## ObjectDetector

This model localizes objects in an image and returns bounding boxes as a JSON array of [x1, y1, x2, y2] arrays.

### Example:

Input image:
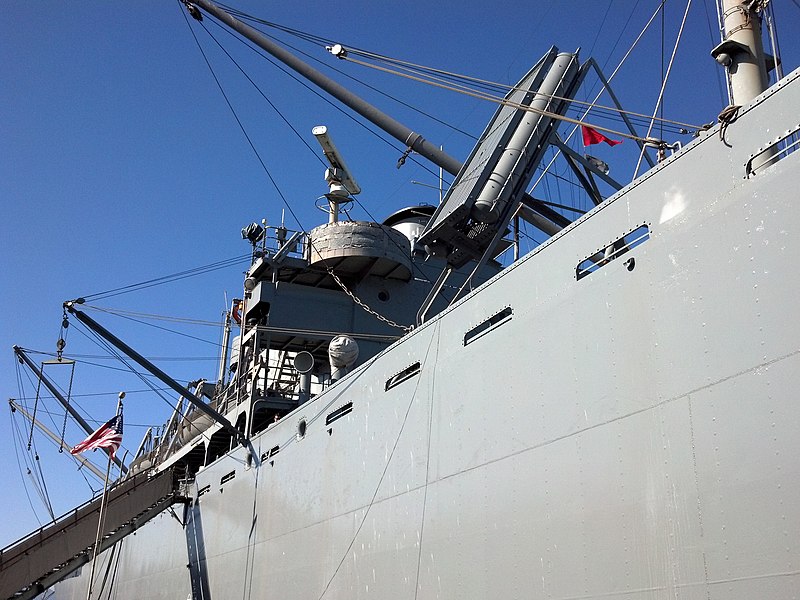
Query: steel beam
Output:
[[64, 303, 247, 448], [13, 346, 128, 473]]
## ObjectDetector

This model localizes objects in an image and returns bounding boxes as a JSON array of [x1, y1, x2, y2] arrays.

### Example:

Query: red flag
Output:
[[71, 412, 123, 459], [582, 125, 622, 147]]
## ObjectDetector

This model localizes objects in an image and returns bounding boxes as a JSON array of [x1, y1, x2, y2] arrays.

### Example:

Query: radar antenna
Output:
[[312, 125, 361, 223]]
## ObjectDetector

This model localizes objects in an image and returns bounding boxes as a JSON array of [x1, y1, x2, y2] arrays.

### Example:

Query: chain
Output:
[[57, 308, 69, 361], [58, 361, 76, 453], [27, 367, 44, 451], [325, 267, 412, 332]]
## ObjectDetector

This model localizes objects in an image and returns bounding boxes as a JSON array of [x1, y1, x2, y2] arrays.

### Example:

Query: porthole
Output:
[[297, 418, 307, 439], [378, 289, 390, 302]]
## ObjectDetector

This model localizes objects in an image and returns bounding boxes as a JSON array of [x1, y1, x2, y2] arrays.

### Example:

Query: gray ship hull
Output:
[[53, 68, 800, 600]]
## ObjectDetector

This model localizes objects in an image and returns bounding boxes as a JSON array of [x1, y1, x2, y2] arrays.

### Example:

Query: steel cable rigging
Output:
[[201, 15, 452, 181], [214, 3, 477, 140], [11, 361, 80, 520], [10, 407, 53, 523], [200, 1, 708, 224], [79, 253, 251, 303], [70, 323, 192, 424], [218, 2, 704, 137]]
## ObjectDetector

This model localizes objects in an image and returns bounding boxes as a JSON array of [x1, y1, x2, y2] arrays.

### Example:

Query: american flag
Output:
[[70, 412, 123, 459]]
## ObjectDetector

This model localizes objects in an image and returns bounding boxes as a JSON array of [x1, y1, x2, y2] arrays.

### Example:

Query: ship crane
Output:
[[312, 125, 361, 223]]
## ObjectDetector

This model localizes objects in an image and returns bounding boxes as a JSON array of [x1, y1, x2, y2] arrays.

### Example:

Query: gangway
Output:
[[0, 467, 189, 600]]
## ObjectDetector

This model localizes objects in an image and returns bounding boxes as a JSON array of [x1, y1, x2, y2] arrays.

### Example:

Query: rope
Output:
[[79, 253, 251, 302], [717, 103, 741, 143], [339, 50, 703, 134], [198, 18, 332, 173], [412, 324, 440, 599], [13, 398, 56, 520], [102, 540, 125, 600], [12, 384, 173, 399], [10, 402, 45, 527], [338, 37, 690, 129], [82, 305, 222, 327], [69, 324, 178, 441], [70, 322, 219, 444], [27, 364, 44, 451], [341, 54, 647, 144], [316, 319, 440, 599], [346, 2, 684, 129], [531, 0, 667, 194], [214, 5, 478, 140], [96, 539, 118, 599], [634, 0, 694, 178], [33, 448, 56, 520], [79, 307, 222, 348]]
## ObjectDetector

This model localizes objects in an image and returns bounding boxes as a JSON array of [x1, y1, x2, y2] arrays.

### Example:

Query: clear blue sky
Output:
[[2, 0, 799, 546]]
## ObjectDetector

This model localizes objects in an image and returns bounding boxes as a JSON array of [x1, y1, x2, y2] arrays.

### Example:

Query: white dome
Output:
[[328, 335, 359, 368]]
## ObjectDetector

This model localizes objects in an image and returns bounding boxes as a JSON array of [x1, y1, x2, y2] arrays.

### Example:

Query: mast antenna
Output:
[[312, 125, 361, 223]]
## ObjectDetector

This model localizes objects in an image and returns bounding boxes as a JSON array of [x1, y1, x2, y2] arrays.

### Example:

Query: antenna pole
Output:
[[86, 397, 123, 600], [714, 0, 769, 105], [217, 307, 232, 388]]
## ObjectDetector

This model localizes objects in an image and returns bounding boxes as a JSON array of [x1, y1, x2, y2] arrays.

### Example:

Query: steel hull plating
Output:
[[54, 71, 800, 599]]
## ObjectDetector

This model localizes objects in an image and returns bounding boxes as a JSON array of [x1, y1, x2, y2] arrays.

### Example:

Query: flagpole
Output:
[[85, 392, 124, 600]]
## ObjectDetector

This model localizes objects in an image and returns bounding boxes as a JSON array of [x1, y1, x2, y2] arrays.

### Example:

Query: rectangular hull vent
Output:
[[464, 307, 513, 346], [576, 224, 650, 280], [385, 362, 421, 391], [746, 125, 800, 177], [326, 403, 353, 425]]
